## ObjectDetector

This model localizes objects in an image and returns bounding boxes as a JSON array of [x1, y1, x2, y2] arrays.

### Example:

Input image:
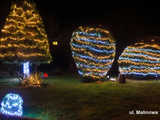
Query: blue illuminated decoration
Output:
[[72, 52, 113, 63], [75, 31, 102, 37], [123, 53, 159, 60], [76, 63, 112, 69], [23, 61, 30, 77], [77, 38, 111, 45], [0, 93, 23, 116], [118, 41, 160, 79], [128, 48, 160, 53], [70, 26, 115, 80], [119, 57, 160, 63], [71, 43, 115, 53]]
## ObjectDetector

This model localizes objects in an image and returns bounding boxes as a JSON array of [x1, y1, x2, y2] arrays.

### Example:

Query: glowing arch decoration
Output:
[[118, 42, 160, 78], [0, 93, 23, 116], [70, 26, 116, 80]]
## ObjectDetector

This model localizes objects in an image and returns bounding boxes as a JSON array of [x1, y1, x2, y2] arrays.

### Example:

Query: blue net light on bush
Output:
[[118, 41, 160, 79], [70, 26, 115, 80], [0, 93, 23, 116]]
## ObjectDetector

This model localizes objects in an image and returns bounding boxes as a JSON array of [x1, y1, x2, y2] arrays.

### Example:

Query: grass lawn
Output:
[[0, 75, 160, 120]]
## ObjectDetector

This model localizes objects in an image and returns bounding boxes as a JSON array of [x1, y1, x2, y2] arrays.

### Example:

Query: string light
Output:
[[0, 93, 23, 116], [0, 0, 52, 63], [70, 26, 115, 80], [52, 41, 58, 46], [118, 42, 160, 78]]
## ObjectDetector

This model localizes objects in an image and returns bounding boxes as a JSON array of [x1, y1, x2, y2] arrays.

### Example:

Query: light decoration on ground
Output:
[[70, 26, 116, 80], [0, 93, 23, 116], [23, 61, 30, 77], [0, 0, 52, 64], [21, 72, 42, 87], [118, 41, 160, 78]]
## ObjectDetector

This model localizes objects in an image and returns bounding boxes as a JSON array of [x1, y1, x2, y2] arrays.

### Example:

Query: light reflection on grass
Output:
[[0, 75, 160, 120]]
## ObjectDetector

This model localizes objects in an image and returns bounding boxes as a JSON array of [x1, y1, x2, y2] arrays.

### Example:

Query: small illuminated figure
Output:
[[23, 61, 30, 77], [0, 93, 23, 116]]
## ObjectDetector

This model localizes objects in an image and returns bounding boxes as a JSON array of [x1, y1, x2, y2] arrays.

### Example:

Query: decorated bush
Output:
[[118, 41, 160, 79], [70, 26, 116, 81]]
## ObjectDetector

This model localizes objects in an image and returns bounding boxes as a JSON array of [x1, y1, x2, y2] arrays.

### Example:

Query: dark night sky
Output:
[[0, 0, 160, 73], [0, 0, 160, 36], [1, 0, 159, 24]]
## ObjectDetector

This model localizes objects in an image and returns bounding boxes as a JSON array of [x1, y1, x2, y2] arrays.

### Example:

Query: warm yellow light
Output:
[[52, 41, 58, 46], [0, 0, 52, 63], [21, 72, 42, 87]]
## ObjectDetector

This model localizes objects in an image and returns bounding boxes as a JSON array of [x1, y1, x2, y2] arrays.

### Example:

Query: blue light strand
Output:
[[78, 70, 108, 77], [76, 63, 112, 69], [72, 52, 113, 63], [72, 43, 114, 54], [76, 38, 113, 45], [75, 31, 102, 37], [121, 65, 160, 70], [126, 48, 160, 54], [122, 52, 160, 60], [122, 72, 159, 76], [119, 57, 160, 64]]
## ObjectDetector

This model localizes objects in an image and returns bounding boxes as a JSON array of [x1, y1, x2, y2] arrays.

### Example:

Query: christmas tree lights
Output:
[[0, 93, 23, 116], [118, 42, 160, 78], [0, 0, 52, 64], [70, 26, 115, 80]]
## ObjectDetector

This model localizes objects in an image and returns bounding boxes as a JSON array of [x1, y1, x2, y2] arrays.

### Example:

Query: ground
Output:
[[0, 75, 160, 120]]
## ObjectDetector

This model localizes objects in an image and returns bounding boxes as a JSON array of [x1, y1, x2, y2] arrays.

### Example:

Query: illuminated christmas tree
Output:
[[70, 26, 115, 81], [118, 40, 160, 79], [0, 0, 52, 77]]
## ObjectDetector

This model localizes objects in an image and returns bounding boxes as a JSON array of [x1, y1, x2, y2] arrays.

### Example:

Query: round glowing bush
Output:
[[70, 26, 116, 80], [118, 41, 160, 79], [1, 93, 23, 116]]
